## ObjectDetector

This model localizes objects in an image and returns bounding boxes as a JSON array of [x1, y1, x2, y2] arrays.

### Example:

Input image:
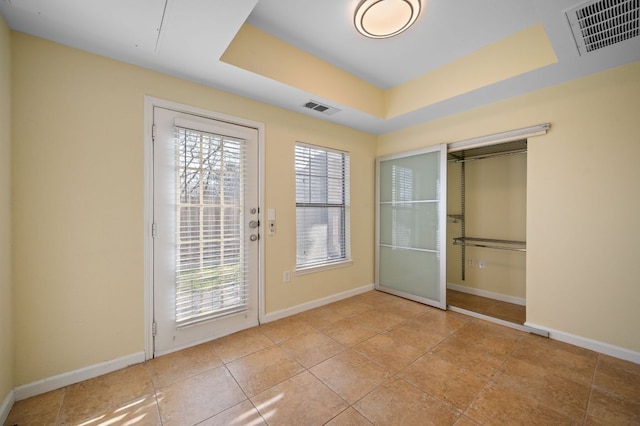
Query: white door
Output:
[[376, 144, 447, 309], [153, 106, 260, 356]]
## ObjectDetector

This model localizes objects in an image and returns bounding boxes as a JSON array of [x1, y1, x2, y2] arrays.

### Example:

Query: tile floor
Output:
[[5, 290, 640, 425], [447, 290, 526, 325]]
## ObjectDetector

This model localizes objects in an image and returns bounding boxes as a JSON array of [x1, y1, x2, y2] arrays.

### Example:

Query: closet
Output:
[[375, 124, 550, 332], [446, 140, 527, 325]]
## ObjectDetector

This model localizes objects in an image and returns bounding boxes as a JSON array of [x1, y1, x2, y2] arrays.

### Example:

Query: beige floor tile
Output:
[[145, 342, 223, 388], [258, 316, 316, 343], [251, 371, 348, 426], [328, 299, 373, 319], [448, 321, 524, 357], [319, 316, 379, 346], [354, 377, 460, 425], [310, 349, 392, 404], [57, 364, 154, 425], [198, 400, 266, 426], [597, 354, 640, 376], [351, 290, 399, 307], [350, 308, 407, 333], [278, 330, 345, 368], [494, 358, 591, 421], [399, 353, 489, 410], [454, 415, 481, 425], [413, 308, 470, 336], [465, 379, 576, 426], [210, 327, 274, 363], [429, 337, 506, 380], [10, 291, 640, 426], [594, 354, 640, 403], [586, 387, 640, 425], [156, 365, 246, 426], [226, 345, 304, 397], [60, 394, 162, 426], [353, 331, 424, 372], [512, 334, 598, 385], [386, 319, 449, 352], [382, 297, 430, 318], [4, 388, 64, 426], [325, 407, 372, 425], [294, 305, 341, 327]]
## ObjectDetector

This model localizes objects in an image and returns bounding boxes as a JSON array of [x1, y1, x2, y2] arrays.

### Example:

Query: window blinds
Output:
[[174, 126, 248, 326], [295, 143, 350, 269]]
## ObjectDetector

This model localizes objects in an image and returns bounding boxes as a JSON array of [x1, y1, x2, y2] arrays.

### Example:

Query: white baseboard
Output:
[[0, 389, 15, 425], [262, 283, 375, 323], [14, 352, 145, 401], [524, 322, 640, 365], [447, 282, 526, 306]]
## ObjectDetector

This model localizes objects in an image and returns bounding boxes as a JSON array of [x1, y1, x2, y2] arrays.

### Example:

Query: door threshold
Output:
[[447, 305, 549, 337]]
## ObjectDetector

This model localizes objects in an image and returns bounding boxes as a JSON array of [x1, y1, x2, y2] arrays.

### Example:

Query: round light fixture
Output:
[[354, 0, 422, 39]]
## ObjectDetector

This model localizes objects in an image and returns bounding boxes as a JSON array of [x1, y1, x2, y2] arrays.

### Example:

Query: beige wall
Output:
[[7, 26, 640, 390], [379, 61, 640, 352], [447, 154, 527, 299], [11, 32, 375, 385], [0, 15, 14, 401]]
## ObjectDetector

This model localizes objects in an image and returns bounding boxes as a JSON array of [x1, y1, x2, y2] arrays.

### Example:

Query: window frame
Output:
[[295, 142, 351, 273]]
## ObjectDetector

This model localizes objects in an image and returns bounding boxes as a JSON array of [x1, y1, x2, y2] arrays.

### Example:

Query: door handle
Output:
[[250, 234, 259, 241], [249, 220, 260, 229]]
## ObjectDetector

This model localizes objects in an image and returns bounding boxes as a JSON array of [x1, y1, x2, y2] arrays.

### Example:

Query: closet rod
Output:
[[448, 149, 527, 163], [453, 237, 526, 252]]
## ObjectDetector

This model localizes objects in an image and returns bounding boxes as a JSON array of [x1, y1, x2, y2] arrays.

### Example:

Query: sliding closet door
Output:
[[376, 145, 447, 309]]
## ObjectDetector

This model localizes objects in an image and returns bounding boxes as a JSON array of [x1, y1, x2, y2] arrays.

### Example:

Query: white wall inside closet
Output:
[[446, 152, 527, 302]]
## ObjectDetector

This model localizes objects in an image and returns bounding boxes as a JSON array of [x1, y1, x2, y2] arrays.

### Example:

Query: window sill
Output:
[[295, 260, 353, 276]]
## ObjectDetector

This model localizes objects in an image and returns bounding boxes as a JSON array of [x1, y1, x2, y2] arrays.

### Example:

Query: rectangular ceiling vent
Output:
[[302, 100, 341, 116], [566, 0, 639, 55]]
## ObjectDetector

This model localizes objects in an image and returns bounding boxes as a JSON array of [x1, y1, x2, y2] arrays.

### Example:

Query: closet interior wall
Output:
[[446, 141, 527, 305]]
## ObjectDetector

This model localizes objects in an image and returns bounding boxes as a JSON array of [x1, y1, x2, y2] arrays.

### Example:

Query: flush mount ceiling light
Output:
[[354, 0, 422, 39]]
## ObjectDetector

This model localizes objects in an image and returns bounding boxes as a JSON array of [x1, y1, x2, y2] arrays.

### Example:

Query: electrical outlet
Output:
[[283, 270, 291, 282], [479, 260, 486, 269], [468, 258, 475, 268]]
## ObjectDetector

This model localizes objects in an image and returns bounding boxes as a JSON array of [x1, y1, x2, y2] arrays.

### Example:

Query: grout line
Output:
[[141, 362, 164, 425], [583, 354, 600, 424], [53, 387, 67, 426], [225, 365, 270, 426], [457, 323, 527, 423]]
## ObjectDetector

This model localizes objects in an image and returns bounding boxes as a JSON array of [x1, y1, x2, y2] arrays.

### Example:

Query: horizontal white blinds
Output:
[[175, 126, 247, 326], [295, 143, 350, 269]]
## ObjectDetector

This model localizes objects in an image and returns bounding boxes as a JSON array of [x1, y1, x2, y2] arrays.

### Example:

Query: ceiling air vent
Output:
[[302, 100, 341, 116], [566, 0, 639, 55]]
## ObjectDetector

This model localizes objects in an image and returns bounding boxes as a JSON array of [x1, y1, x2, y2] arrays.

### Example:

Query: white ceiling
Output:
[[1, 0, 639, 134]]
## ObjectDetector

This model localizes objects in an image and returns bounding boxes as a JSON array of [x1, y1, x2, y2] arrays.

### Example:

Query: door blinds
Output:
[[174, 125, 248, 326]]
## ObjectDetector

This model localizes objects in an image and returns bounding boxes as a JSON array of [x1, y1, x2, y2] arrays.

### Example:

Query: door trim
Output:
[[143, 96, 265, 360]]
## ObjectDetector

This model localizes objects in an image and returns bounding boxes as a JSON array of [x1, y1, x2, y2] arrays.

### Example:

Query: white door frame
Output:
[[143, 96, 265, 360]]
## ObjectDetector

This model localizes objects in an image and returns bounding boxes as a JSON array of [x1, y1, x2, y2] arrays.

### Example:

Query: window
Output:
[[174, 125, 247, 325], [295, 143, 350, 270]]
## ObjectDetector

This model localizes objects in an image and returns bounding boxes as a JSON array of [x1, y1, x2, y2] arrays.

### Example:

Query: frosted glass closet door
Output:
[[376, 145, 447, 309]]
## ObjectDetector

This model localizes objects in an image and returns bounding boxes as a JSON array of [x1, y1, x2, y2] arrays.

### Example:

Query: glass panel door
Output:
[[376, 145, 447, 308], [153, 106, 260, 356]]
